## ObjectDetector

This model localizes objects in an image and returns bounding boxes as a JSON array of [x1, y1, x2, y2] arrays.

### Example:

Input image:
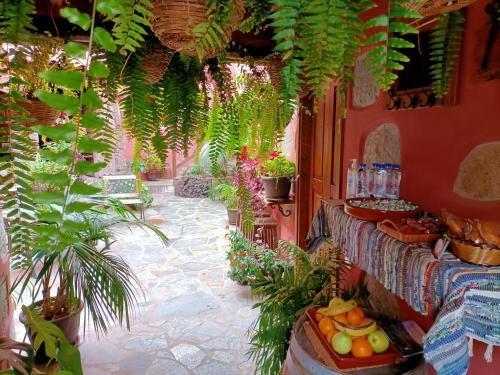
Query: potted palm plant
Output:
[[261, 151, 296, 201], [209, 182, 238, 224], [15, 199, 168, 357]]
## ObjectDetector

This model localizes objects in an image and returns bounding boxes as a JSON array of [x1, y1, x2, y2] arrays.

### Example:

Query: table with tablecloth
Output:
[[306, 201, 500, 375]]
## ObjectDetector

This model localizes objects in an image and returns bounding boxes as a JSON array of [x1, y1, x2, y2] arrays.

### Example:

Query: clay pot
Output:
[[227, 208, 238, 225], [145, 169, 162, 181], [262, 176, 292, 201], [20, 300, 83, 362]]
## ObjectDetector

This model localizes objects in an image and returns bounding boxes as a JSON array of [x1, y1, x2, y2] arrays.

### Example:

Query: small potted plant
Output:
[[143, 152, 164, 181], [209, 183, 238, 224], [261, 151, 296, 201]]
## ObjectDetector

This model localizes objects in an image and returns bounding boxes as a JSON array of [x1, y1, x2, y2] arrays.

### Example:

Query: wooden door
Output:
[[297, 84, 343, 248]]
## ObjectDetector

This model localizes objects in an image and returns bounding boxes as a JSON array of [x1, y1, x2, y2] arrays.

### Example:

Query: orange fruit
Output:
[[347, 310, 362, 326], [333, 313, 348, 325], [326, 328, 339, 344], [352, 306, 365, 319], [318, 317, 334, 336], [315, 312, 324, 322], [351, 337, 374, 358]]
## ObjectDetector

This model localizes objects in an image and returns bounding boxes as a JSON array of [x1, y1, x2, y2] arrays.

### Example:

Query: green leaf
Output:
[[82, 90, 103, 110], [389, 22, 418, 34], [34, 91, 80, 116], [390, 6, 422, 20], [366, 14, 388, 28], [37, 210, 63, 223], [388, 49, 410, 62], [97, 0, 124, 15], [22, 307, 62, 358], [31, 191, 65, 205], [75, 161, 107, 174], [40, 149, 73, 165], [64, 42, 87, 58], [33, 123, 76, 142], [32, 171, 70, 186], [81, 112, 105, 129], [78, 136, 110, 153], [57, 341, 83, 375], [93, 27, 117, 52], [60, 8, 91, 30], [89, 62, 110, 78], [70, 180, 102, 195], [388, 37, 414, 49], [66, 201, 96, 213], [40, 70, 84, 91]]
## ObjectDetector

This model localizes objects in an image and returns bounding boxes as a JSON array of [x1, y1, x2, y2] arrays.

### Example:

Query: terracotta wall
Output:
[[342, 0, 500, 220]]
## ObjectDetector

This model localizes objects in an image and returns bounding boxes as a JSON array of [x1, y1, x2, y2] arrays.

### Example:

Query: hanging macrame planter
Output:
[[142, 45, 174, 85], [403, 0, 478, 16], [150, 0, 244, 57]]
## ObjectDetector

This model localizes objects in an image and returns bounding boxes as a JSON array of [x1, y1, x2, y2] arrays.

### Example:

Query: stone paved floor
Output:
[[78, 192, 258, 374]]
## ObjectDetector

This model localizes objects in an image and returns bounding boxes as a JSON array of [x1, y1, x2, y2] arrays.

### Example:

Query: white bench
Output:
[[102, 175, 145, 220]]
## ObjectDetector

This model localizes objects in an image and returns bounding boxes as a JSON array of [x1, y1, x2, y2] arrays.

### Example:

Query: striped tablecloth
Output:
[[306, 201, 500, 375]]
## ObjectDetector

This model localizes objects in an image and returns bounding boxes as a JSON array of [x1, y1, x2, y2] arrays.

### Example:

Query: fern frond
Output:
[[365, 0, 422, 91], [429, 11, 464, 99]]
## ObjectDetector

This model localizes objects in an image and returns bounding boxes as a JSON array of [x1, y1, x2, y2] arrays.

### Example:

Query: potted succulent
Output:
[[209, 182, 238, 224], [15, 200, 168, 359], [261, 151, 296, 201]]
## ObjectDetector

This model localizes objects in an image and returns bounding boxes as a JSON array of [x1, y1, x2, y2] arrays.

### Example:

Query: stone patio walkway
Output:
[[79, 192, 258, 375]]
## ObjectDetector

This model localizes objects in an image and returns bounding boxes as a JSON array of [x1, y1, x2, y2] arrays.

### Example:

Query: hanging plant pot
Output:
[[145, 169, 162, 181], [402, 0, 478, 16], [150, 0, 244, 57], [142, 45, 174, 84], [18, 98, 59, 126], [227, 207, 238, 225], [19, 299, 83, 363], [262, 176, 292, 201]]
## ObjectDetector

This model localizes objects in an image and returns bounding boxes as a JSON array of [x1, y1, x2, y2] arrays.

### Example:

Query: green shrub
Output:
[[262, 152, 295, 178]]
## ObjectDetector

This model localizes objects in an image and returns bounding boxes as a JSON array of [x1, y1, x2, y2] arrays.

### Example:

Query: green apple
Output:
[[367, 330, 390, 353], [331, 332, 352, 355]]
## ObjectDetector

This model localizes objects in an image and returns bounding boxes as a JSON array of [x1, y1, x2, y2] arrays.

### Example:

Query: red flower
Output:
[[269, 151, 279, 160], [239, 251, 246, 257], [242, 262, 248, 269]]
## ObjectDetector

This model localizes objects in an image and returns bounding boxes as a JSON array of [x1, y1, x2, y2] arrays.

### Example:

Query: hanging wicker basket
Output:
[[142, 46, 174, 85], [266, 60, 283, 91], [19, 99, 58, 126], [403, 0, 478, 17], [150, 0, 244, 57]]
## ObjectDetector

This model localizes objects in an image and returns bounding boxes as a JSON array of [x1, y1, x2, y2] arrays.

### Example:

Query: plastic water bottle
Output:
[[346, 159, 358, 199], [385, 164, 394, 198], [357, 163, 368, 198], [393, 164, 402, 199], [367, 164, 376, 197], [375, 163, 387, 198]]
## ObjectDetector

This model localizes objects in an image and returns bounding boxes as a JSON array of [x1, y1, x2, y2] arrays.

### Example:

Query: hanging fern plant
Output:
[[428, 10, 465, 99]]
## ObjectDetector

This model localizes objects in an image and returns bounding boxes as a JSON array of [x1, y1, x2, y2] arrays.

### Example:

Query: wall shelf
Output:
[[266, 199, 294, 217]]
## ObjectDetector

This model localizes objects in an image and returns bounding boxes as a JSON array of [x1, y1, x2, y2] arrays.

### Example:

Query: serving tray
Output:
[[377, 222, 442, 243], [305, 307, 400, 369], [344, 198, 419, 222]]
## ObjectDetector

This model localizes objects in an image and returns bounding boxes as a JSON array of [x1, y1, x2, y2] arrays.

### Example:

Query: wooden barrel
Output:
[[283, 316, 425, 375]]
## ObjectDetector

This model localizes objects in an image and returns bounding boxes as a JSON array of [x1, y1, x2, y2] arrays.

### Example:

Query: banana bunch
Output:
[[334, 320, 377, 337], [317, 297, 357, 317]]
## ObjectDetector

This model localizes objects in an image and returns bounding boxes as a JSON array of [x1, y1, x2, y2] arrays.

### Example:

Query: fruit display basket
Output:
[[306, 307, 400, 369], [450, 238, 500, 266]]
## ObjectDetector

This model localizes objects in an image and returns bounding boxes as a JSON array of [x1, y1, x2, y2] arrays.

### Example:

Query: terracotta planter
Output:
[[262, 176, 292, 201], [20, 299, 83, 362], [145, 169, 162, 181], [227, 208, 238, 225]]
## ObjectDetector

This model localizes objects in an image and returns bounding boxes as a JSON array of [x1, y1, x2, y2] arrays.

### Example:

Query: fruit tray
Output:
[[344, 198, 419, 222], [306, 307, 400, 369]]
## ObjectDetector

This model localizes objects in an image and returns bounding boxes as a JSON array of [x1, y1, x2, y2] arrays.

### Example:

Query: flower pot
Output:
[[262, 176, 292, 201], [227, 208, 238, 225], [19, 300, 83, 363], [145, 169, 162, 181]]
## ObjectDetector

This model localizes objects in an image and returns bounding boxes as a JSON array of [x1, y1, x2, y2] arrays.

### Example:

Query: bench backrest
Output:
[[102, 175, 138, 194]]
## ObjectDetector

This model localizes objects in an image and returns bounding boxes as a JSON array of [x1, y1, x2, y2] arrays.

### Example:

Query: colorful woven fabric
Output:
[[306, 202, 500, 374]]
